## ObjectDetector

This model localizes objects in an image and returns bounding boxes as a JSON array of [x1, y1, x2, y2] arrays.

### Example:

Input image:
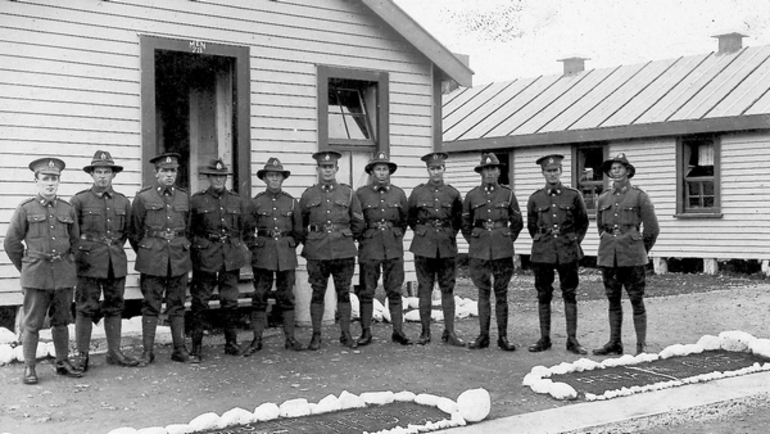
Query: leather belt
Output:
[[206, 231, 239, 243], [81, 233, 120, 245], [604, 225, 638, 235], [147, 229, 185, 240], [418, 219, 450, 228], [309, 223, 348, 232], [368, 221, 394, 230], [256, 229, 290, 238], [474, 220, 508, 230], [538, 227, 560, 235], [26, 250, 66, 262]]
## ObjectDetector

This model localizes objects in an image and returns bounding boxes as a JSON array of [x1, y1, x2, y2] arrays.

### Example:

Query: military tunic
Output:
[[527, 182, 589, 304], [407, 182, 462, 259], [356, 183, 408, 305], [246, 189, 303, 311], [300, 181, 364, 305], [5, 195, 79, 332], [129, 183, 191, 318], [596, 181, 659, 267], [461, 184, 523, 260], [71, 186, 131, 318]]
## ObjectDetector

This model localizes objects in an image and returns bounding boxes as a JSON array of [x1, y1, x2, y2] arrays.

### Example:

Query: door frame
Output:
[[140, 35, 251, 198]]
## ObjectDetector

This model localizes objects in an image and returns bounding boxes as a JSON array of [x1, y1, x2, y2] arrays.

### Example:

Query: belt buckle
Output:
[[611, 227, 621, 235], [430, 220, 441, 228], [270, 230, 282, 239], [323, 223, 335, 232], [551, 228, 560, 236], [50, 254, 62, 262], [376, 221, 388, 230], [483, 221, 495, 230]]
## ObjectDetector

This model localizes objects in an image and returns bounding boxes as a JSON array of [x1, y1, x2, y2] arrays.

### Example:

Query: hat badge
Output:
[[378, 152, 385, 159], [617, 153, 625, 158], [48, 160, 55, 168], [165, 156, 172, 163], [324, 154, 330, 161], [433, 154, 438, 160], [216, 161, 223, 170], [101, 153, 108, 160], [486, 157, 491, 164], [272, 159, 278, 166], [548, 157, 554, 164]]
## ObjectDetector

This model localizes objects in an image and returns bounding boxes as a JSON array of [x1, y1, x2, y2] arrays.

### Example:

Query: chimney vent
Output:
[[712, 32, 747, 54], [558, 57, 589, 75]]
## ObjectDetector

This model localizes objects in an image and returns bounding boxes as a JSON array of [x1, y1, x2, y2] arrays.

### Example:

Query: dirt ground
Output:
[[1, 268, 769, 434]]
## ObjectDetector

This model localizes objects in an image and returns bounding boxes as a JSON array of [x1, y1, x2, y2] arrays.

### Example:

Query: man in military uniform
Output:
[[526, 154, 589, 355], [593, 153, 659, 356], [5, 158, 82, 384], [241, 158, 304, 355], [188, 158, 248, 362], [355, 152, 411, 346], [129, 153, 193, 365], [462, 153, 523, 351], [407, 152, 465, 347], [299, 150, 365, 350], [70, 151, 138, 371]]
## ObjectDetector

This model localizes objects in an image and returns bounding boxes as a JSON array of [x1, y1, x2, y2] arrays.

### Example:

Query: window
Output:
[[677, 136, 721, 216], [317, 66, 389, 188], [572, 144, 607, 212]]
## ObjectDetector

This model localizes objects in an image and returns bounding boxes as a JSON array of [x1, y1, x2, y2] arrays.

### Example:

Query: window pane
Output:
[[328, 82, 374, 143]]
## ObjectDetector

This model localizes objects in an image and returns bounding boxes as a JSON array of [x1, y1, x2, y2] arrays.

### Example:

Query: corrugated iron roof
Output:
[[443, 45, 770, 152]]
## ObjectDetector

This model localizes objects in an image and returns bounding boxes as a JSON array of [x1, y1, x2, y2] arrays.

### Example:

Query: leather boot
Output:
[[223, 310, 240, 356], [565, 302, 587, 355], [241, 310, 266, 357], [307, 303, 324, 351], [189, 327, 203, 364], [469, 297, 491, 349], [51, 325, 84, 375], [73, 316, 92, 372], [529, 303, 552, 352], [338, 302, 357, 349], [593, 309, 624, 355], [104, 316, 139, 367], [496, 311, 517, 352], [282, 310, 304, 351], [357, 301, 373, 346], [441, 293, 464, 346], [390, 297, 411, 345], [416, 322, 431, 346], [170, 317, 191, 363], [136, 316, 157, 367], [634, 311, 647, 355], [22, 364, 37, 385]]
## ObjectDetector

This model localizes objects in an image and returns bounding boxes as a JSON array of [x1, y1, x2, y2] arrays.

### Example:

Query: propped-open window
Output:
[[676, 135, 721, 217]]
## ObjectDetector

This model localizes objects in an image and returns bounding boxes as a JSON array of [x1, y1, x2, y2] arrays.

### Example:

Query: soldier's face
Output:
[[264, 172, 285, 192], [372, 164, 390, 184], [155, 167, 178, 187], [208, 174, 227, 191], [91, 167, 115, 189], [427, 164, 444, 183], [317, 163, 337, 184], [543, 166, 562, 185], [610, 162, 628, 181], [481, 167, 500, 185], [35, 173, 59, 199]]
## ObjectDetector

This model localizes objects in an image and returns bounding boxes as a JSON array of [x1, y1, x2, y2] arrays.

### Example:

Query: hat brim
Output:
[[200, 170, 233, 176], [474, 163, 505, 173], [365, 162, 397, 175], [601, 160, 635, 179], [257, 169, 291, 180], [83, 164, 123, 173]]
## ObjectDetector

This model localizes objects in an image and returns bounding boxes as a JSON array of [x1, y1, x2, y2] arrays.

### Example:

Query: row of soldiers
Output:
[[4, 149, 658, 385]]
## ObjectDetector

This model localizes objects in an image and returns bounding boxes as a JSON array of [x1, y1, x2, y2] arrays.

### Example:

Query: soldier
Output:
[[355, 152, 411, 346], [70, 151, 139, 372], [407, 152, 465, 347], [593, 153, 659, 356], [462, 153, 523, 351], [526, 154, 589, 355], [129, 152, 193, 365], [5, 158, 82, 384], [299, 150, 365, 350], [240, 158, 305, 354], [188, 158, 249, 363]]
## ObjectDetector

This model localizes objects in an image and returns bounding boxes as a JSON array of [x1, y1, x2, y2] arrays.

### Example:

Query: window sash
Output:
[[677, 136, 720, 216]]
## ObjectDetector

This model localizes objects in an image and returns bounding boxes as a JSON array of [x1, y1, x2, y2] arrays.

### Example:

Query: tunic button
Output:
[[552, 204, 556, 207]]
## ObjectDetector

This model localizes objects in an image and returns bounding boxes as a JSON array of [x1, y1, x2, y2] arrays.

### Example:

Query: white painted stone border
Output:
[[523, 330, 770, 401], [106, 388, 495, 434]]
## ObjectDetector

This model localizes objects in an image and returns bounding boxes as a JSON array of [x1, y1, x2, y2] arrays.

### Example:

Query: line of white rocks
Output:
[[107, 388, 491, 434], [523, 330, 770, 401]]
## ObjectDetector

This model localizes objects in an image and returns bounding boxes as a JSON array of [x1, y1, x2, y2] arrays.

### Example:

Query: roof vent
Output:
[[712, 32, 747, 54], [558, 57, 589, 75]]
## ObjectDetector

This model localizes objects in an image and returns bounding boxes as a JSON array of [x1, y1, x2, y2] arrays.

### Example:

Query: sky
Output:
[[393, 0, 770, 86]]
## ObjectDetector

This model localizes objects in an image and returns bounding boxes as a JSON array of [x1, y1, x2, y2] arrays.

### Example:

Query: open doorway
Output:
[[140, 36, 251, 197]]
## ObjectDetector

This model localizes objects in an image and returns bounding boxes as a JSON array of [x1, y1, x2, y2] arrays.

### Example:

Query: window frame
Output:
[[571, 143, 609, 218], [675, 135, 722, 218], [317, 66, 389, 155]]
